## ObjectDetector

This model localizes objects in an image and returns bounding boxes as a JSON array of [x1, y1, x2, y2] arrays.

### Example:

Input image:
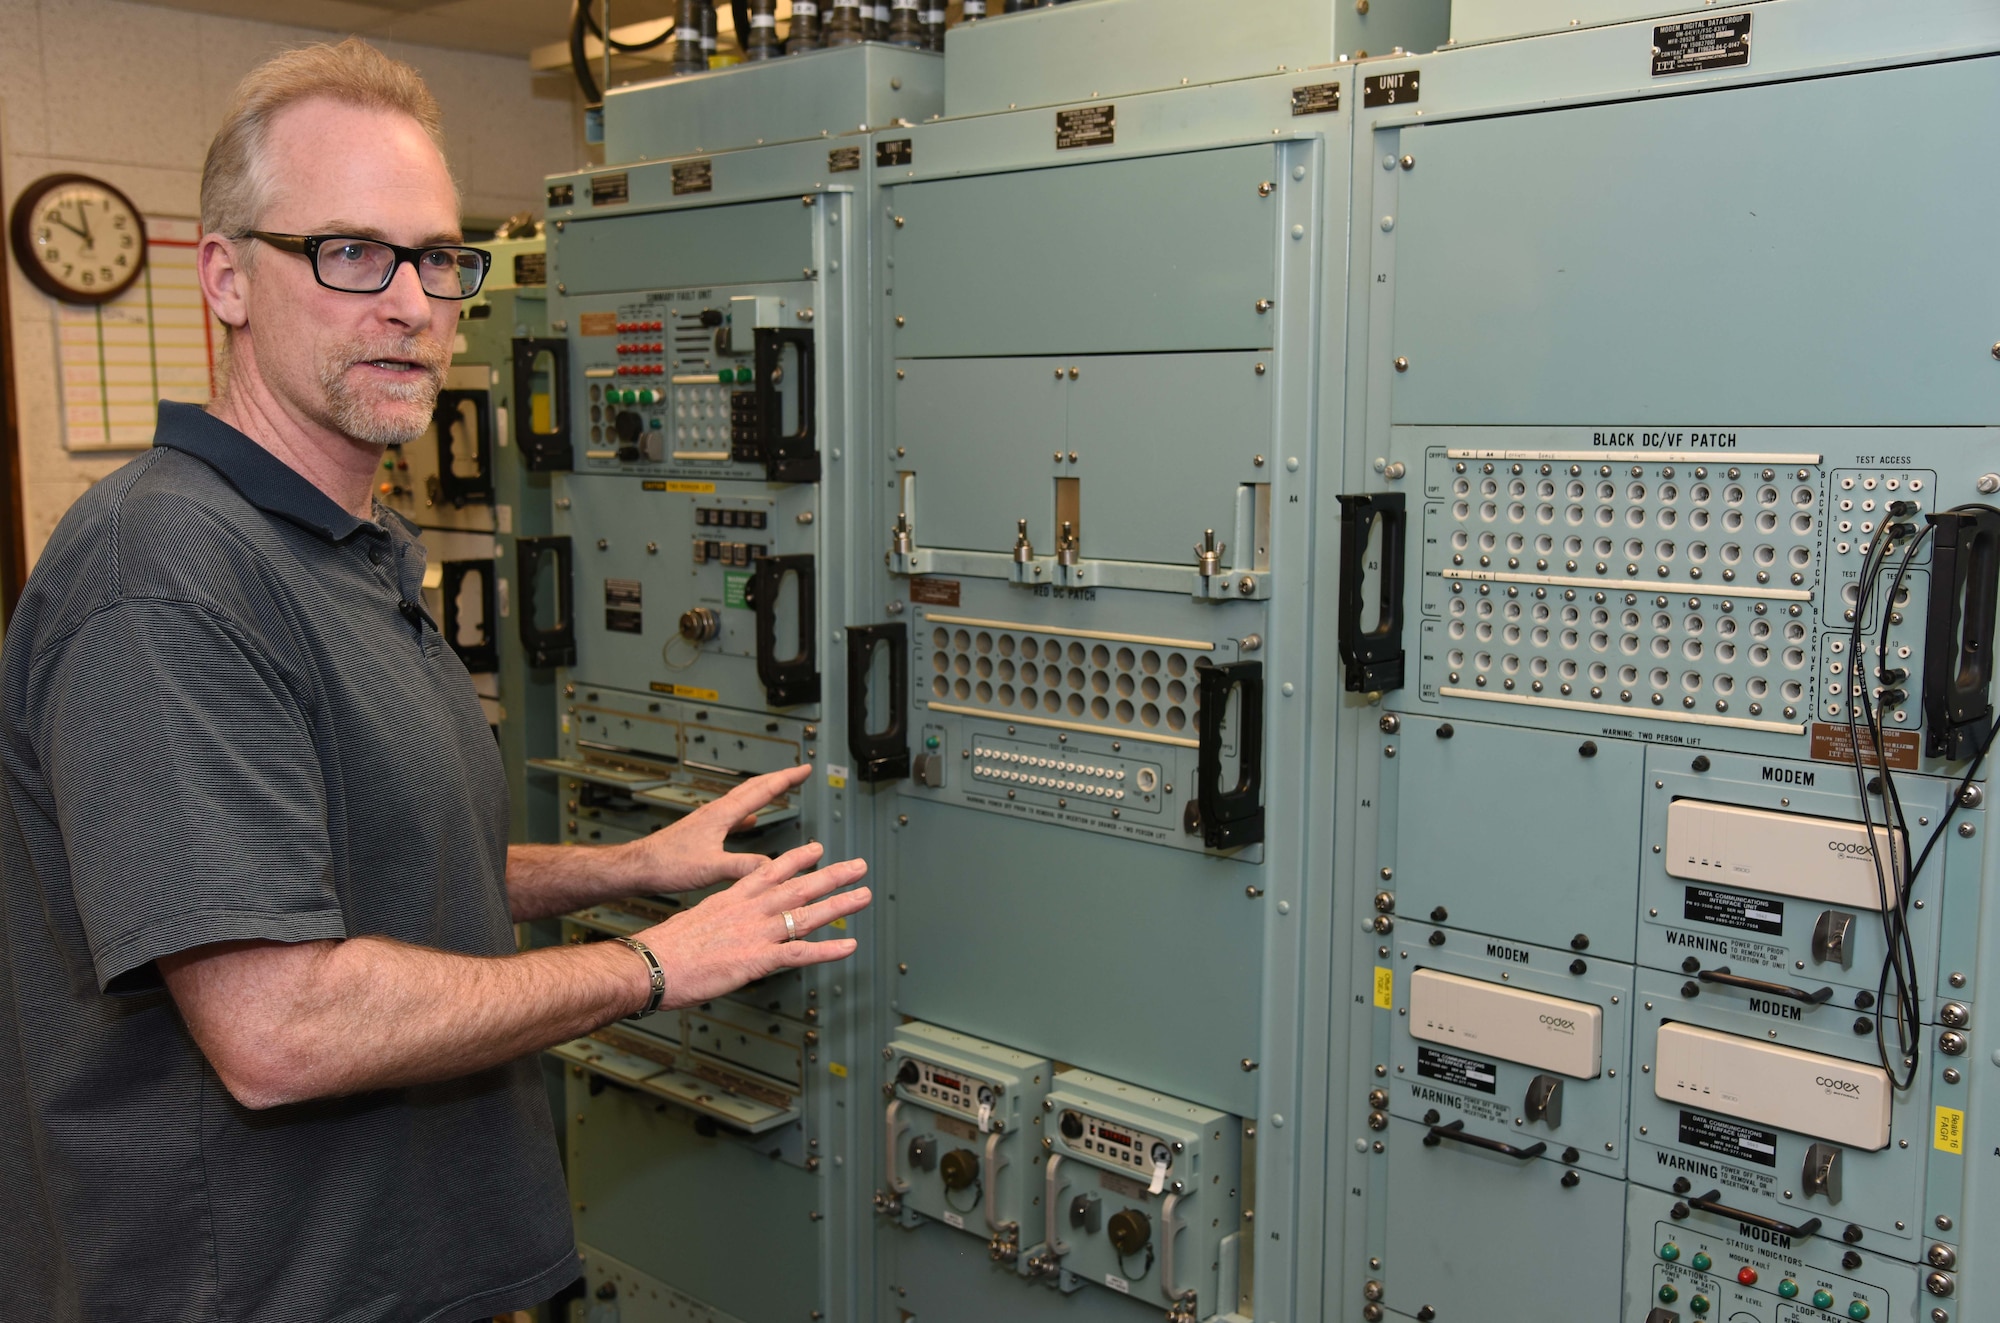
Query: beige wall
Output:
[[1, 0, 582, 564]]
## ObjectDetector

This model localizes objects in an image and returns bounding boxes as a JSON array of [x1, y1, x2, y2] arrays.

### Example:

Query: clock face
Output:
[[9, 174, 148, 304]]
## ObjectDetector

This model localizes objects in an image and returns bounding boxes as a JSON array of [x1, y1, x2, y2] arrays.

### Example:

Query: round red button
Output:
[[1738, 1267, 1758, 1286]]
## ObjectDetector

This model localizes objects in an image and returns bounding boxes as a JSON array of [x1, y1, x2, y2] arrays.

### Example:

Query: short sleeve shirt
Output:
[[0, 403, 577, 1323]]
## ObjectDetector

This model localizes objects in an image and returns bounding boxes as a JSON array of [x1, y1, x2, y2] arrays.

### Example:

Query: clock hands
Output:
[[47, 210, 88, 243], [76, 202, 95, 252]]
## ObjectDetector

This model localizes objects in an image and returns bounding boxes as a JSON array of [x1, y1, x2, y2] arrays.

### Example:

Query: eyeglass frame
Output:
[[239, 230, 494, 301]]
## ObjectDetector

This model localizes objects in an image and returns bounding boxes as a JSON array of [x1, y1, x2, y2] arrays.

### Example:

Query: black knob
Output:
[[1107, 1208, 1151, 1256], [1672, 1177, 1692, 1195], [1843, 1224, 1864, 1244], [1682, 957, 1701, 973], [614, 409, 644, 443], [1561, 1171, 1580, 1188], [699, 307, 725, 327], [896, 1060, 920, 1087], [1842, 1251, 1864, 1271], [1570, 959, 1589, 976], [1436, 722, 1454, 739], [1428, 930, 1446, 947], [1854, 991, 1875, 1010], [1691, 755, 1711, 772], [1430, 906, 1449, 922], [1854, 1016, 1874, 1035], [940, 1148, 979, 1191], [1059, 1110, 1084, 1141], [1681, 981, 1701, 998], [1562, 1147, 1580, 1164], [1570, 934, 1590, 951], [1579, 740, 1597, 757]]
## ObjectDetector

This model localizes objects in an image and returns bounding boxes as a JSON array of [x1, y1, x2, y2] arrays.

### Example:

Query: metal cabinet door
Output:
[[895, 356, 1068, 556]]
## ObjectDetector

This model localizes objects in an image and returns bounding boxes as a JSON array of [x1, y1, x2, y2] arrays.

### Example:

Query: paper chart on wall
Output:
[[57, 217, 219, 451]]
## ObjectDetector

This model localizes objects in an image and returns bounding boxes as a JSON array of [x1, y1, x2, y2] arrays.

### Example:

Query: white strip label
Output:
[[792, 1, 818, 11], [1148, 1159, 1168, 1195], [1105, 1274, 1130, 1294], [943, 1210, 964, 1229], [751, 11, 776, 24], [977, 1100, 993, 1133]]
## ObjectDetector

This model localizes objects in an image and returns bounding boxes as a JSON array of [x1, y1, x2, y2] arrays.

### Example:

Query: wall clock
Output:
[[8, 173, 148, 304]]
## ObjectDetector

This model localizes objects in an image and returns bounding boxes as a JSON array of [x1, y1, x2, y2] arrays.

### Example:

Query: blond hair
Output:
[[201, 38, 449, 245]]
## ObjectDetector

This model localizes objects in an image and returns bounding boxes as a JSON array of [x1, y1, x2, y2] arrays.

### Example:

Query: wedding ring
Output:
[[781, 910, 798, 941]]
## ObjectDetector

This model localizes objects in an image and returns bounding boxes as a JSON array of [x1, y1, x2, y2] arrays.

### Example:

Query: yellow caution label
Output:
[[530, 392, 551, 436], [828, 1062, 848, 1079], [830, 917, 847, 930], [648, 682, 720, 700], [1374, 966, 1394, 1010], [1935, 1106, 1966, 1155], [827, 775, 848, 789], [642, 479, 715, 493]]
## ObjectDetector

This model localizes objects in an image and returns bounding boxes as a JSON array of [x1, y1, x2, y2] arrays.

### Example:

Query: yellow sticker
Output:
[[828, 1062, 848, 1078], [831, 917, 847, 930], [641, 479, 715, 493], [1374, 966, 1394, 1010], [648, 682, 720, 701], [1935, 1106, 1966, 1155], [827, 775, 848, 789]]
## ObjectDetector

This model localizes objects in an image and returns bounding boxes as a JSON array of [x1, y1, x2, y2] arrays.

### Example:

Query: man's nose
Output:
[[374, 255, 434, 327]]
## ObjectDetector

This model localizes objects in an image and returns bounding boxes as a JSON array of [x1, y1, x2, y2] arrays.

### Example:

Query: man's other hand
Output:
[[618, 763, 814, 894]]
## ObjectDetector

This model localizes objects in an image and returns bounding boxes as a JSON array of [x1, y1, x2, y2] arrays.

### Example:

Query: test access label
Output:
[[1679, 1110, 1779, 1168], [1416, 1045, 1498, 1095], [1652, 13, 1751, 77], [1684, 885, 1784, 936], [1363, 71, 1419, 108], [1055, 105, 1115, 150], [671, 159, 713, 196]]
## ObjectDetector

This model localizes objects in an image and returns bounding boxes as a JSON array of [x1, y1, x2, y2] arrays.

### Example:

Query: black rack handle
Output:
[[432, 389, 495, 507], [754, 327, 819, 484], [516, 535, 576, 669], [1922, 505, 2000, 760], [1696, 966, 1834, 1006], [1423, 1119, 1546, 1162], [847, 623, 910, 782], [1685, 1190, 1822, 1242], [512, 337, 573, 472], [1335, 492, 1407, 693], [1194, 661, 1264, 850], [440, 559, 499, 673], [750, 554, 821, 707]]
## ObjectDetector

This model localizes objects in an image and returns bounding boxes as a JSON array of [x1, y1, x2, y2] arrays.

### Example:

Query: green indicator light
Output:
[[1847, 1302, 1869, 1321], [925, 735, 940, 749], [649, 417, 663, 429], [716, 371, 730, 384], [1659, 1244, 1680, 1262], [736, 365, 755, 384], [1657, 1285, 1678, 1304], [1813, 1290, 1836, 1310], [1691, 1252, 1712, 1272], [1778, 1280, 1799, 1299], [1689, 1295, 1709, 1316]]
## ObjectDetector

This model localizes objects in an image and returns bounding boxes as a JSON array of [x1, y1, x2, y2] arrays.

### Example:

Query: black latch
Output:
[[431, 389, 495, 507], [1336, 492, 1407, 693], [440, 558, 498, 672], [516, 535, 576, 668], [748, 554, 820, 707], [512, 337, 573, 472], [753, 327, 818, 484], [846, 622, 909, 781], [1194, 661, 1264, 850], [1921, 504, 2000, 760]]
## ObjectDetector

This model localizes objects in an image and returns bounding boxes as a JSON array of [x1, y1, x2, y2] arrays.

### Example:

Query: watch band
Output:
[[615, 936, 667, 1019]]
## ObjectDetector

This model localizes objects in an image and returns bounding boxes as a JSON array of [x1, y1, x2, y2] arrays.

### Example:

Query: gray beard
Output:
[[317, 338, 450, 447]]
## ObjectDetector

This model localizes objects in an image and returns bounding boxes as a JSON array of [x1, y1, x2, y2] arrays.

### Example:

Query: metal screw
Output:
[[1258, 180, 1274, 197], [1394, 357, 1409, 372], [1400, 155, 1414, 169], [1255, 299, 1274, 313]]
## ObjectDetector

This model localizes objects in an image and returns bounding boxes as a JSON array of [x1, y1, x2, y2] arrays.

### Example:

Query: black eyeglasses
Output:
[[243, 231, 493, 300]]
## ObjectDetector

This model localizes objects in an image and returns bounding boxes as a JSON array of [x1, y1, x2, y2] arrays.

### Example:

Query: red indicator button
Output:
[[1737, 1268, 1758, 1286]]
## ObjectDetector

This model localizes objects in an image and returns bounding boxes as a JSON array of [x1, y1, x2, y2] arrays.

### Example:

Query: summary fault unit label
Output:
[[1652, 13, 1751, 77], [1055, 104, 1115, 150]]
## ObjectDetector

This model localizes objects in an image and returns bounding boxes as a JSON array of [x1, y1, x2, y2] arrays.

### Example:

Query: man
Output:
[[0, 39, 870, 1323]]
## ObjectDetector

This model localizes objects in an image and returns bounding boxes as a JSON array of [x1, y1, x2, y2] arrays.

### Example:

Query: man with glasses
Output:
[[0, 39, 869, 1323]]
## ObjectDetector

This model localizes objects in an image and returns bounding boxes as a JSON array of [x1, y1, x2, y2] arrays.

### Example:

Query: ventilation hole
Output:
[[998, 683, 1015, 706], [1020, 635, 1040, 659], [1141, 676, 1161, 700], [1116, 673, 1136, 698], [954, 678, 971, 700], [976, 681, 993, 703], [998, 634, 1016, 657], [1167, 707, 1187, 732], [1091, 696, 1110, 719], [1092, 671, 1111, 695], [1142, 649, 1162, 674], [1020, 662, 1040, 686], [932, 628, 949, 649], [1116, 699, 1134, 723], [953, 654, 971, 676], [932, 676, 949, 697], [976, 656, 994, 679], [1091, 644, 1111, 668], [1117, 646, 1135, 671], [975, 631, 993, 654], [953, 629, 971, 652], [1067, 693, 1085, 716], [998, 659, 1016, 682], [1020, 687, 1038, 708], [932, 653, 949, 674]]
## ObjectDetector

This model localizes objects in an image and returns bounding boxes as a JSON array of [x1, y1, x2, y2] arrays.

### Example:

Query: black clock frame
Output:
[[7, 172, 149, 306]]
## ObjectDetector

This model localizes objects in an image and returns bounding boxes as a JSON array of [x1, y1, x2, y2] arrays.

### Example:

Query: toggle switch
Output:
[[1803, 1142, 1844, 1202], [1525, 1074, 1564, 1127], [1813, 910, 1858, 969]]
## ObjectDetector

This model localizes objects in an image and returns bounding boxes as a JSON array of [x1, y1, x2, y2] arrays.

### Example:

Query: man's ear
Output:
[[198, 233, 250, 330]]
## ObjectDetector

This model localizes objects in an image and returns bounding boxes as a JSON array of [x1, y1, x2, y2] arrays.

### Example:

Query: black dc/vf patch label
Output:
[[1684, 886, 1785, 936], [1416, 1045, 1498, 1095], [1679, 1110, 1779, 1168]]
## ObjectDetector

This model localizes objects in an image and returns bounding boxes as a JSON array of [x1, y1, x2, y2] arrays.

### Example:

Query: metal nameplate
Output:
[[1291, 82, 1341, 116], [1055, 105, 1115, 150], [546, 182, 574, 208], [605, 577, 642, 635], [876, 138, 913, 167], [909, 577, 960, 606], [671, 159, 713, 195], [1678, 1109, 1779, 1169], [1414, 1044, 1497, 1095], [591, 172, 629, 206], [513, 251, 546, 286], [1809, 721, 1919, 771], [1653, 12, 1752, 78], [829, 145, 862, 173], [1683, 885, 1784, 937], [1362, 71, 1419, 109]]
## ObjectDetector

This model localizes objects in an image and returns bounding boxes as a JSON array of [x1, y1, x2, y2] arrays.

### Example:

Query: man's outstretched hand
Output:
[[616, 763, 814, 894]]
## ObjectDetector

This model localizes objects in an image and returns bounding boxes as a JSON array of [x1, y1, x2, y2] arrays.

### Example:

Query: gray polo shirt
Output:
[[0, 402, 577, 1323]]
